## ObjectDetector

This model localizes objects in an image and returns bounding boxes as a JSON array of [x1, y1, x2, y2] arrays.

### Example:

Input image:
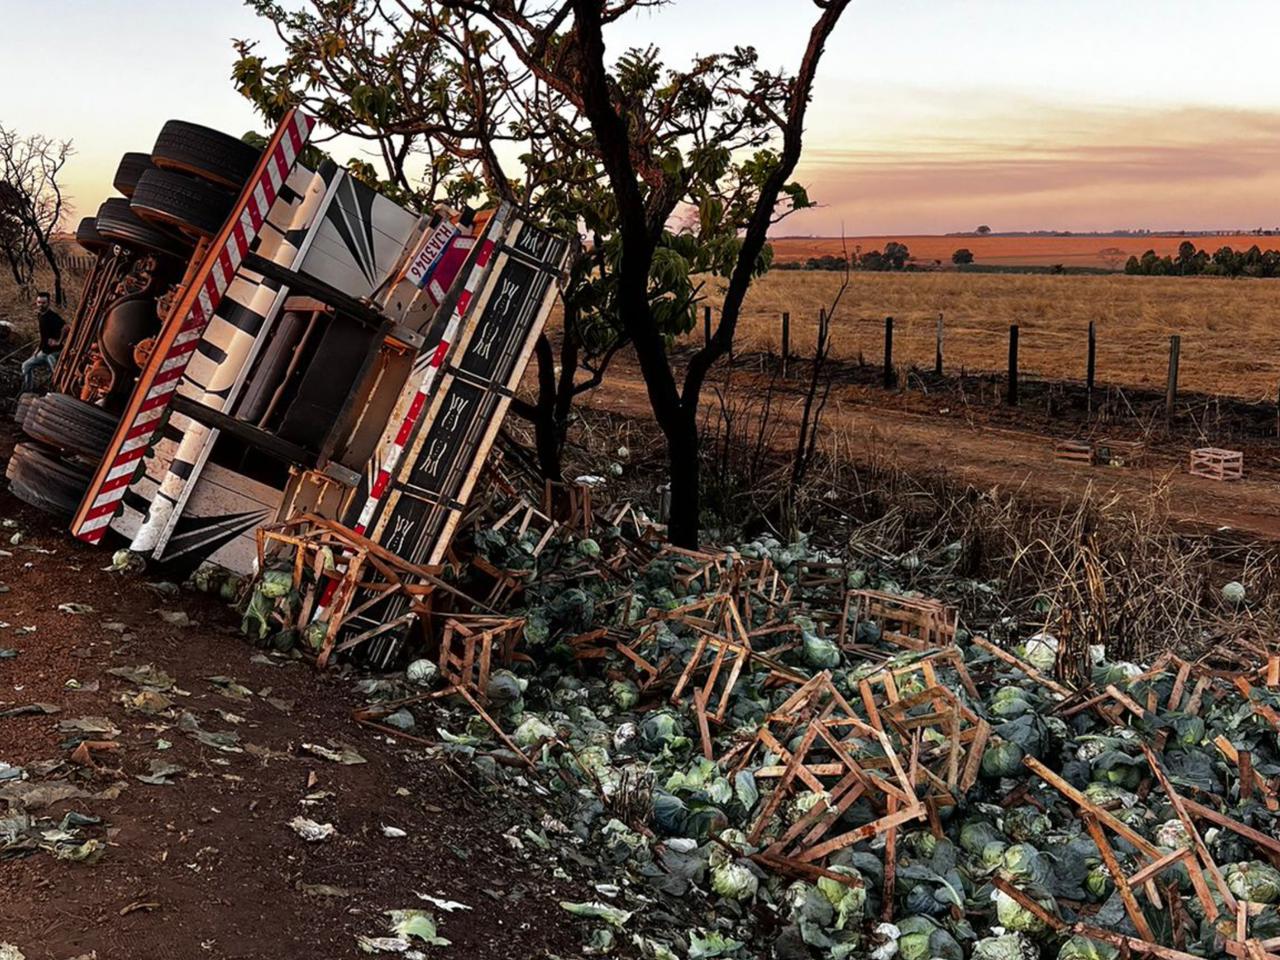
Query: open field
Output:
[[770, 234, 1277, 269], [693, 270, 1280, 401]]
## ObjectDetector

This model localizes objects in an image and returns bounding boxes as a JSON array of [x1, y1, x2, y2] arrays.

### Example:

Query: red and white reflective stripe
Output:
[[425, 237, 475, 307], [350, 231, 498, 536], [73, 111, 315, 543]]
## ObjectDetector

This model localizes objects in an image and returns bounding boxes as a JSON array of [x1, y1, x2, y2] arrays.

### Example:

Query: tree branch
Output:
[[681, 0, 850, 406]]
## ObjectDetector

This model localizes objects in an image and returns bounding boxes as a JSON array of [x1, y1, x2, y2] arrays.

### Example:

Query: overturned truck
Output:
[[9, 109, 568, 657]]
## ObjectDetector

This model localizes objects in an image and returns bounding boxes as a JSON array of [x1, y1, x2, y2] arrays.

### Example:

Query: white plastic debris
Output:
[[415, 893, 471, 912], [870, 922, 901, 960], [288, 816, 335, 842]]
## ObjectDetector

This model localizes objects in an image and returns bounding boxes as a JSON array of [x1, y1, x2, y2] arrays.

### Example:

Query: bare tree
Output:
[[0, 124, 73, 304], [0, 203, 36, 287]]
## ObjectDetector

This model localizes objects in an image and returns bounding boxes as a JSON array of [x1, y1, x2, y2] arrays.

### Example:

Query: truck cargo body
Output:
[[58, 107, 569, 638]]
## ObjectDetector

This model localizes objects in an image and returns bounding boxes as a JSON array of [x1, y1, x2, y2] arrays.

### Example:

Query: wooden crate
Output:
[[437, 616, 527, 700], [1094, 438, 1145, 468], [1189, 447, 1243, 481], [1054, 440, 1094, 466], [253, 513, 447, 668], [848, 590, 957, 652]]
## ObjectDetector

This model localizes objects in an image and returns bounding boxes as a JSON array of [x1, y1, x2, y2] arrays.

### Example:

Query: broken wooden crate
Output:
[[845, 589, 957, 652], [255, 513, 453, 668], [1190, 446, 1243, 481], [1053, 440, 1095, 466], [436, 615, 528, 700], [728, 672, 925, 876], [1094, 437, 1145, 468], [856, 650, 989, 803]]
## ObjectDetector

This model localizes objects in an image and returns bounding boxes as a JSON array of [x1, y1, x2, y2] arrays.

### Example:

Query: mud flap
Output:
[[154, 462, 282, 575]]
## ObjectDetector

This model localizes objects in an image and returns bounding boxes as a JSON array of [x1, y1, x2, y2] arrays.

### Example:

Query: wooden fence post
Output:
[[1165, 334, 1180, 422], [934, 313, 943, 377], [1086, 321, 1096, 413], [1006, 324, 1019, 406], [781, 311, 790, 377], [883, 316, 894, 389]]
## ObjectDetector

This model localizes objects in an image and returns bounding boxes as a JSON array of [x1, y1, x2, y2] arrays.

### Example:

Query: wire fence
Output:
[[54, 253, 96, 274]]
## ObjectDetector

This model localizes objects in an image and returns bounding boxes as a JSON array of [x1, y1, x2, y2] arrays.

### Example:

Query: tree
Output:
[[235, 0, 851, 547], [1213, 246, 1241, 277], [0, 124, 73, 304], [976, 224, 991, 235], [883, 241, 910, 269], [232, 3, 762, 489], [0, 197, 36, 286], [951, 247, 974, 265], [1097, 246, 1125, 270], [856, 249, 887, 271]]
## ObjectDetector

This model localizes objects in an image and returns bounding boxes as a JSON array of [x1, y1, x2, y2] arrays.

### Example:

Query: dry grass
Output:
[[822, 449, 1280, 664], [1, 267, 82, 342], [694, 270, 1280, 401], [678, 369, 1280, 662], [771, 234, 1275, 268]]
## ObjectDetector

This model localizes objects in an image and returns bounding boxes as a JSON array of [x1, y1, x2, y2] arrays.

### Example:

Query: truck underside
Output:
[[11, 110, 569, 663]]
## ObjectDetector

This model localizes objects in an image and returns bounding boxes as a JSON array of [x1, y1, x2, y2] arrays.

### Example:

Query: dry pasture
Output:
[[693, 270, 1280, 401]]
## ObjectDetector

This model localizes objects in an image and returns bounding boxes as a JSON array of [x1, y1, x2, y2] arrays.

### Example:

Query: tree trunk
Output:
[[2, 249, 23, 287], [665, 408, 700, 548], [531, 404, 562, 482], [35, 236, 64, 305], [526, 333, 563, 482]]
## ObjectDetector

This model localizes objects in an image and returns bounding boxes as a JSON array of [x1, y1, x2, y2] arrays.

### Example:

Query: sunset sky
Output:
[[3, 0, 1279, 236]]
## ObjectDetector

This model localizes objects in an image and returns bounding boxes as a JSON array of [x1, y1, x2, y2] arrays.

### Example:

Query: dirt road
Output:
[[0, 421, 583, 960], [587, 357, 1280, 541]]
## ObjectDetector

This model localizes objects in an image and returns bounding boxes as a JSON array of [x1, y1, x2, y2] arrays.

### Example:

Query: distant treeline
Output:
[[1125, 242, 1280, 277], [775, 242, 917, 272]]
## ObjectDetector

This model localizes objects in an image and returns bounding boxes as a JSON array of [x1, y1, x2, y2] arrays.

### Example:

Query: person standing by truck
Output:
[[20, 292, 65, 393]]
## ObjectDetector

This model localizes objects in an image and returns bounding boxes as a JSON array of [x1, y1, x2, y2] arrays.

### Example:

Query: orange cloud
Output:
[[786, 103, 1280, 234]]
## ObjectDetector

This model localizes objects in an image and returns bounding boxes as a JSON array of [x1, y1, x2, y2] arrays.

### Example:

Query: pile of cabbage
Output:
[[362, 521, 1280, 959]]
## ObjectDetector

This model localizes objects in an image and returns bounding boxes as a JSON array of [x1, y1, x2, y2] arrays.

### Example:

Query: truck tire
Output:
[[12, 392, 36, 425], [131, 169, 234, 240], [96, 197, 191, 260], [23, 393, 119, 460], [113, 152, 154, 198], [5, 442, 93, 518], [151, 120, 261, 191], [75, 216, 109, 253]]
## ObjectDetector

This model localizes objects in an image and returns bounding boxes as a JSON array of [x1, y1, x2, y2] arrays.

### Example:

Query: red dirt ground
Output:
[[0, 419, 585, 960]]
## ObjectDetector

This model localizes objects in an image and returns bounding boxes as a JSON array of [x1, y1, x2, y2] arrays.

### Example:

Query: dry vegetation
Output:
[[771, 234, 1276, 268], [664, 376, 1280, 662], [0, 267, 80, 342], [694, 270, 1280, 401]]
